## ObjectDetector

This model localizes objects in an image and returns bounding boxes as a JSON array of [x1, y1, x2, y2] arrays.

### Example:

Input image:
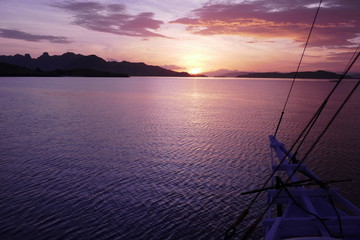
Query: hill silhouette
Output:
[[237, 70, 351, 79], [0, 52, 193, 77], [0, 62, 129, 77]]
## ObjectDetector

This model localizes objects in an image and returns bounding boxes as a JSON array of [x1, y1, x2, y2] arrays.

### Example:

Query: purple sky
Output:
[[0, 0, 359, 73]]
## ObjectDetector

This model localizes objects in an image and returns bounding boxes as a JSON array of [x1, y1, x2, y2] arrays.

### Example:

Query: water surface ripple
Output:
[[0, 77, 359, 240]]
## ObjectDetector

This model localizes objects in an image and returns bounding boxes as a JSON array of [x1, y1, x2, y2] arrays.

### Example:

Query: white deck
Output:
[[264, 136, 360, 240]]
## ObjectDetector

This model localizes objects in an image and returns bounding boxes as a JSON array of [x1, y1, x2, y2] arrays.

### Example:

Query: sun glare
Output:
[[189, 68, 202, 74]]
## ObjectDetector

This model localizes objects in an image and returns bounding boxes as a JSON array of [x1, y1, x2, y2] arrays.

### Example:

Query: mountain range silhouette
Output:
[[0, 52, 194, 77], [0, 52, 355, 78]]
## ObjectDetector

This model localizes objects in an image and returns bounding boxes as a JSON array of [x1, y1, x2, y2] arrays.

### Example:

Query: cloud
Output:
[[0, 28, 71, 43], [326, 49, 360, 64], [51, 1, 169, 38], [170, 0, 360, 47], [246, 40, 275, 44], [161, 64, 186, 71]]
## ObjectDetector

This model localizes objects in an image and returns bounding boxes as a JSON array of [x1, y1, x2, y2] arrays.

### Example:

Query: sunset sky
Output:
[[0, 0, 359, 74]]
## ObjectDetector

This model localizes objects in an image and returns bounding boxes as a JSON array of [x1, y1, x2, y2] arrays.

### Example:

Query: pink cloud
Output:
[[161, 64, 186, 71], [170, 0, 360, 47], [326, 49, 360, 63], [51, 1, 168, 38]]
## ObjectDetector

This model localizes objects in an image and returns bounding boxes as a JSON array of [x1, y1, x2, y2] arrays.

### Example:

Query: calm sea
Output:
[[0, 77, 359, 240]]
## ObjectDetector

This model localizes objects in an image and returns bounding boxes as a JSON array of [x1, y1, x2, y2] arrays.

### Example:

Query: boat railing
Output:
[[265, 136, 360, 239]]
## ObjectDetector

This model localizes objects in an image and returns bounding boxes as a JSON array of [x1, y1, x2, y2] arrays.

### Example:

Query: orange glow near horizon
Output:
[[0, 1, 358, 74], [189, 67, 202, 74]]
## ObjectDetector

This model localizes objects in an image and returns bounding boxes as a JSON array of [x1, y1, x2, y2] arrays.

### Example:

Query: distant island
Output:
[[0, 62, 129, 77], [0, 52, 201, 77], [1, 52, 356, 79], [237, 70, 352, 79]]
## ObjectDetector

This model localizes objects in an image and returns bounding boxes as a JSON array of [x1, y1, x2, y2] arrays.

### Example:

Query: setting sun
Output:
[[189, 68, 202, 75]]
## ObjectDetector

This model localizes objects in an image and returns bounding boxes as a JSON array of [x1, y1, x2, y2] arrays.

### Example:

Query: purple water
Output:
[[0, 77, 359, 240]]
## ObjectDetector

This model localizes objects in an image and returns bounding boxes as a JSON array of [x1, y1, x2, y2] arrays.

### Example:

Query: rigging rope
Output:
[[278, 177, 333, 236], [224, 1, 324, 239], [289, 44, 360, 160], [343, 45, 360, 74], [242, 49, 359, 240], [284, 51, 359, 185], [224, 4, 360, 240], [274, 0, 323, 137]]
